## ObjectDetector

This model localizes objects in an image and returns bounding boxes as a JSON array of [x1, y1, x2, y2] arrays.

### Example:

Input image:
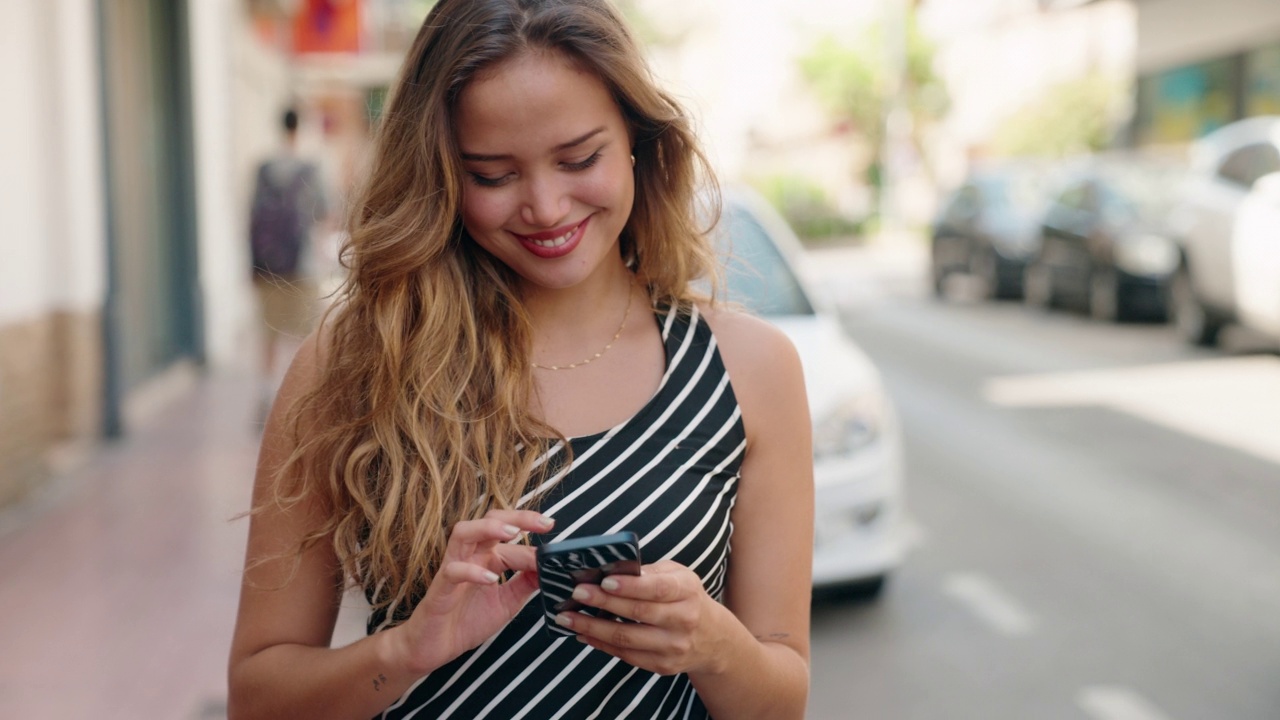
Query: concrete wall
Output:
[[1135, 0, 1280, 73], [0, 0, 106, 505]]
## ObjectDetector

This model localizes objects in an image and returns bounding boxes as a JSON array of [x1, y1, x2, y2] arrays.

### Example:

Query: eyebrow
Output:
[[460, 127, 607, 162]]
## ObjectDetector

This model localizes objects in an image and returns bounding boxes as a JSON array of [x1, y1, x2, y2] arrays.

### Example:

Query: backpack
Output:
[[249, 161, 314, 277]]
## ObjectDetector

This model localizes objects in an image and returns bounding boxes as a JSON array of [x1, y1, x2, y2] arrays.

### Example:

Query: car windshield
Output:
[[718, 204, 815, 317]]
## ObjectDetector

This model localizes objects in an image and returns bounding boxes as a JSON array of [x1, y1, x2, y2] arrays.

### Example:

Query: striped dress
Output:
[[376, 303, 746, 720]]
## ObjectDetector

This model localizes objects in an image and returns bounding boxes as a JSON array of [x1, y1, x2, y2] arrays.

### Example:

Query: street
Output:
[[2, 242, 1279, 719], [805, 244, 1280, 720]]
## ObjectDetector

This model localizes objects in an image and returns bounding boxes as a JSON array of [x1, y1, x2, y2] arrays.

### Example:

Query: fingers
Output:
[[555, 611, 673, 654], [440, 560, 504, 586], [589, 562, 688, 602], [560, 563, 701, 634], [491, 543, 538, 574], [446, 512, 555, 556], [484, 509, 556, 535]]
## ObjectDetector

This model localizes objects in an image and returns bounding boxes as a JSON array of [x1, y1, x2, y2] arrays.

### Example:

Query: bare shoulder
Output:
[[698, 303, 806, 437], [699, 303, 802, 378]]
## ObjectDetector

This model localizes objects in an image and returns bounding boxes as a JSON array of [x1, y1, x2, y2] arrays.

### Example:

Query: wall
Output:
[[0, 0, 106, 505], [1135, 0, 1280, 73]]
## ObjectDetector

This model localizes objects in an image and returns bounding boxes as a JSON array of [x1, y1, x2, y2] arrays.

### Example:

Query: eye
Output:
[[562, 151, 602, 172], [468, 173, 512, 188]]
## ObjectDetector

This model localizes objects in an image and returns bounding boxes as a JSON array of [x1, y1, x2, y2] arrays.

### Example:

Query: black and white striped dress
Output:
[[376, 303, 746, 720]]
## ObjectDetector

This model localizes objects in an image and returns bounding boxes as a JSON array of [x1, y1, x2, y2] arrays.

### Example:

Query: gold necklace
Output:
[[532, 285, 634, 371]]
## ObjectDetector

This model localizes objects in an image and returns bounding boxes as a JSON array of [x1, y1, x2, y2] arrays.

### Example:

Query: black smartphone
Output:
[[536, 531, 642, 636]]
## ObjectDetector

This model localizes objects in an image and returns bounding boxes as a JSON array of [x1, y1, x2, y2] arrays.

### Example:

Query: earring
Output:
[[630, 154, 636, 166]]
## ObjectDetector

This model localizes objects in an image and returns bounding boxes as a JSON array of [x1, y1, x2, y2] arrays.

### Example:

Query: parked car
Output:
[[930, 162, 1052, 300], [1169, 116, 1280, 345], [1022, 157, 1183, 321], [715, 186, 906, 598]]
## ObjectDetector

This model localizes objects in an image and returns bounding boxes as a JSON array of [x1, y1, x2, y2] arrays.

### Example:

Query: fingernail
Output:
[[600, 577, 619, 592], [483, 570, 500, 583], [503, 524, 521, 537], [538, 515, 555, 529], [571, 586, 590, 602], [555, 613, 574, 628]]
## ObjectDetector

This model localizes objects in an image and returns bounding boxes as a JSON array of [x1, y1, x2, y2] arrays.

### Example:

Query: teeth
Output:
[[530, 228, 576, 248]]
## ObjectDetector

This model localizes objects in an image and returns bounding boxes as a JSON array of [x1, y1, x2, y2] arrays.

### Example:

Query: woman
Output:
[[227, 1, 814, 718]]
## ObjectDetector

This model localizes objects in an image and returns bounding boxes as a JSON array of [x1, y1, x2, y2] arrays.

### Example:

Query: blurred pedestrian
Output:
[[248, 107, 329, 417], [228, 1, 813, 719]]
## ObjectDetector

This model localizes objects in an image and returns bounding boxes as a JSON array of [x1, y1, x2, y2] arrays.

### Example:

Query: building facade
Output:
[[0, 0, 292, 509], [1132, 0, 1280, 146]]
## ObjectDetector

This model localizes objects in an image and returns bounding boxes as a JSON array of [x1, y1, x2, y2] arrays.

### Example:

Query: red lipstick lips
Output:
[[512, 216, 590, 259]]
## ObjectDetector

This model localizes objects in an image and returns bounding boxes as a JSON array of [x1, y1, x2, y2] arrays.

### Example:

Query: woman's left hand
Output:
[[555, 560, 734, 677]]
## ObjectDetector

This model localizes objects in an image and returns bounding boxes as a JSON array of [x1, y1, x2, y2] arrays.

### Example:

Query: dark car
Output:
[[930, 163, 1051, 299], [1023, 158, 1183, 321]]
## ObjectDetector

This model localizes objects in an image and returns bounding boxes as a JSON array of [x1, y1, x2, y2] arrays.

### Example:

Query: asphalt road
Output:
[[803, 246, 1280, 720]]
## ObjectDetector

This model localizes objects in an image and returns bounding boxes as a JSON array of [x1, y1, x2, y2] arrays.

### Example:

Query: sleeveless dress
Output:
[[375, 303, 746, 720]]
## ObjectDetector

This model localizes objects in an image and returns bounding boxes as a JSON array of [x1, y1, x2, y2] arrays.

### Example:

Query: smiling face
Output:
[[454, 50, 636, 292]]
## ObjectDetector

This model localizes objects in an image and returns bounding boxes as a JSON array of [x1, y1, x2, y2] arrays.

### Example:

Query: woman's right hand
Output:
[[388, 509, 553, 675]]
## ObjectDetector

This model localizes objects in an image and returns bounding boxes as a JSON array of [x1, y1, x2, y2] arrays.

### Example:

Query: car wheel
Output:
[[1170, 266, 1222, 346], [1023, 262, 1055, 310], [1089, 269, 1120, 322], [972, 247, 999, 300]]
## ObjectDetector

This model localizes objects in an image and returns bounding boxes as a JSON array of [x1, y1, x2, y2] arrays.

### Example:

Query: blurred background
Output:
[[2, 0, 1279, 718]]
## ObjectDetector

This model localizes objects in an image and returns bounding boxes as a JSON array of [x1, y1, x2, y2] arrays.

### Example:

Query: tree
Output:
[[992, 73, 1128, 158], [798, 8, 948, 214]]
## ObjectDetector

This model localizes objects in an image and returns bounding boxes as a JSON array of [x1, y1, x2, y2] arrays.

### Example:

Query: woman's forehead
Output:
[[454, 51, 625, 156]]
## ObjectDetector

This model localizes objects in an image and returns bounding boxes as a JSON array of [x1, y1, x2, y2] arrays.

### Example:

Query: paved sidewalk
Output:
[[0, 374, 262, 719]]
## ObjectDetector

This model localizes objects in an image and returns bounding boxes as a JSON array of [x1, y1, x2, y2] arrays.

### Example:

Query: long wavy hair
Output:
[[265, 0, 721, 626]]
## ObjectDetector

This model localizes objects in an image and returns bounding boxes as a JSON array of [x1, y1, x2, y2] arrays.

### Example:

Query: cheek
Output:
[[578, 164, 634, 212], [460, 190, 510, 234]]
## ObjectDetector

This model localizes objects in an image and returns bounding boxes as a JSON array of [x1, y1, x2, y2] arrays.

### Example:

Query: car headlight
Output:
[[1114, 233, 1179, 276], [812, 392, 885, 460]]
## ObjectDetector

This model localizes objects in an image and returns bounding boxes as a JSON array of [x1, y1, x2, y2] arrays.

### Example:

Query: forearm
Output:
[[687, 606, 809, 720], [228, 627, 433, 720]]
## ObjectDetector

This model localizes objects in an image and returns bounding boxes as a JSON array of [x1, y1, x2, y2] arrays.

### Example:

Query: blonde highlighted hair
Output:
[[268, 0, 720, 626]]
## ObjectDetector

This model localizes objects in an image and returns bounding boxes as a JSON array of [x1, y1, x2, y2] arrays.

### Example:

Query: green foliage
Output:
[[993, 74, 1127, 158], [800, 35, 885, 143], [798, 14, 950, 148], [751, 175, 865, 243]]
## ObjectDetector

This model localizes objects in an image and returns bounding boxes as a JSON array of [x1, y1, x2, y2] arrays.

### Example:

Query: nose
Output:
[[519, 173, 571, 227]]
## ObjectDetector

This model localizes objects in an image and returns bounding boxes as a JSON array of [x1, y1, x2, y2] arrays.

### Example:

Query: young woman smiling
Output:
[[227, 1, 814, 718]]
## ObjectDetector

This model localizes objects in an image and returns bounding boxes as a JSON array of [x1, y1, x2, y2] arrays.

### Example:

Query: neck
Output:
[[523, 259, 639, 354]]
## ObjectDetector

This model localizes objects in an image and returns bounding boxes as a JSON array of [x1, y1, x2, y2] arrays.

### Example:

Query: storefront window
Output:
[[1135, 58, 1238, 145], [1245, 43, 1280, 117]]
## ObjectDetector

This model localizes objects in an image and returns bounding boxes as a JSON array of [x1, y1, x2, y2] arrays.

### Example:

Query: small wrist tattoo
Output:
[[373, 672, 389, 691], [755, 632, 791, 641]]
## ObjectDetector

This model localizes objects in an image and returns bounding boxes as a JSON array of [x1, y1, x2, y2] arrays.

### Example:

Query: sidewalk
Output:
[[0, 374, 263, 719], [799, 230, 929, 309]]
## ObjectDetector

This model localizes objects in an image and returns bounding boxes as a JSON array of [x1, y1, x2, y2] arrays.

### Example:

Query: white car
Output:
[[1170, 116, 1280, 345], [714, 187, 906, 598]]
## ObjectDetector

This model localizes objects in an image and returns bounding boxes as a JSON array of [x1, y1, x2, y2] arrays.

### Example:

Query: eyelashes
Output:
[[562, 150, 602, 172], [469, 173, 508, 188], [467, 150, 604, 188]]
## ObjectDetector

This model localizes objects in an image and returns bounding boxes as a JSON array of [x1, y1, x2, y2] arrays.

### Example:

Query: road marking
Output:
[[942, 572, 1037, 637], [1077, 686, 1174, 720]]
